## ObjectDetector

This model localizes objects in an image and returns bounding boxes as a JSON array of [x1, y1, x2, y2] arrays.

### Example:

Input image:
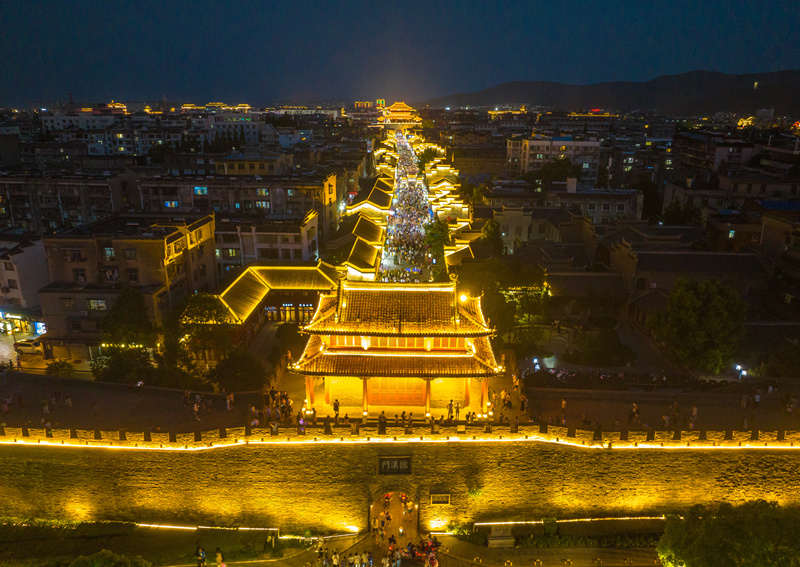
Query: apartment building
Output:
[[545, 180, 643, 224], [137, 171, 342, 243], [38, 214, 217, 359], [0, 173, 139, 235], [506, 135, 600, 182], [214, 153, 294, 176], [0, 236, 50, 335], [215, 210, 319, 275], [673, 133, 759, 181]]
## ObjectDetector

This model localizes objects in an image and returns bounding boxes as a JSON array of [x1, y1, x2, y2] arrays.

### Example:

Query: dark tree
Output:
[[480, 218, 504, 256], [90, 347, 154, 384], [208, 347, 267, 392], [101, 286, 156, 347], [179, 292, 235, 361], [69, 549, 152, 567], [425, 218, 452, 282], [647, 279, 746, 374], [658, 501, 800, 567]]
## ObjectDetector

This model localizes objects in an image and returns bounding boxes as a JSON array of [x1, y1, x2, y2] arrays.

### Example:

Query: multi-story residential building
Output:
[[673, 133, 759, 182], [0, 236, 50, 336], [0, 173, 139, 235], [205, 113, 277, 146], [447, 145, 507, 177], [545, 179, 643, 224], [38, 214, 217, 360], [214, 210, 319, 275], [214, 153, 294, 176], [663, 175, 800, 215], [506, 134, 600, 182], [41, 113, 117, 131], [137, 171, 342, 244]]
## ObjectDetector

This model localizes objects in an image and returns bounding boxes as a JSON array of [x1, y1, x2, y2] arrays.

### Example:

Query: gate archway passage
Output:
[[370, 490, 420, 552]]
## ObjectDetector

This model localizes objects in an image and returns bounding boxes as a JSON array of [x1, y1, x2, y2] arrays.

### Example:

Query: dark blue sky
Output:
[[1, 0, 798, 106]]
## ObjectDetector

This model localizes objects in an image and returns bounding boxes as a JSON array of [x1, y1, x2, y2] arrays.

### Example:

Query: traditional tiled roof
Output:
[[218, 261, 338, 322], [331, 213, 385, 245], [343, 238, 380, 272], [294, 335, 499, 377], [303, 281, 492, 337], [635, 252, 767, 277]]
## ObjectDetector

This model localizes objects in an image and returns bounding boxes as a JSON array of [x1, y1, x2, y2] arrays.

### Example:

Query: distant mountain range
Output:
[[420, 70, 800, 115]]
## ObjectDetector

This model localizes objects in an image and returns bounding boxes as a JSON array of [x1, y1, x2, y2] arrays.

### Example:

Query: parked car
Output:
[[14, 339, 42, 355]]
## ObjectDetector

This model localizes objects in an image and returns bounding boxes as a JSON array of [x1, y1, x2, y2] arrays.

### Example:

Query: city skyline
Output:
[[2, 0, 800, 106]]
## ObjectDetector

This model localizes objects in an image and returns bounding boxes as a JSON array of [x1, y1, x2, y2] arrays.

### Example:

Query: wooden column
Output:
[[480, 378, 489, 414], [425, 378, 432, 416], [362, 378, 369, 415], [464, 377, 470, 407], [305, 376, 315, 406]]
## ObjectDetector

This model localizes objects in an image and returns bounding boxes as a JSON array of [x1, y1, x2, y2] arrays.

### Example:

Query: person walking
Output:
[[214, 547, 224, 567], [195, 545, 206, 567]]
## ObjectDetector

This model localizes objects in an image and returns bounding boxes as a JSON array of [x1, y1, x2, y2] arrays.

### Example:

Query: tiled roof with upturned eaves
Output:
[[294, 334, 499, 377], [218, 262, 338, 322], [303, 281, 491, 337]]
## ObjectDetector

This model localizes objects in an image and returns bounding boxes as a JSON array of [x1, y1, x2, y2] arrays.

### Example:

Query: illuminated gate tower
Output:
[[292, 279, 502, 416]]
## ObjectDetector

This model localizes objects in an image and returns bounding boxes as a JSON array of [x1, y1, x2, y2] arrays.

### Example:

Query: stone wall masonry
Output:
[[1, 423, 800, 534]]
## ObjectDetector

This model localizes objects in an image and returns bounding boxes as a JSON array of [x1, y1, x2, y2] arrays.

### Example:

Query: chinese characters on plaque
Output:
[[378, 456, 412, 475]]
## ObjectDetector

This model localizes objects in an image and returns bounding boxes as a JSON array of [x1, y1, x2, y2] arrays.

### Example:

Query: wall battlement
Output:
[[0, 423, 798, 451]]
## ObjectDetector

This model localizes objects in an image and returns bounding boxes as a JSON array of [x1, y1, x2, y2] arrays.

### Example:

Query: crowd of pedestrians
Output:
[[379, 132, 433, 282], [2, 386, 72, 429]]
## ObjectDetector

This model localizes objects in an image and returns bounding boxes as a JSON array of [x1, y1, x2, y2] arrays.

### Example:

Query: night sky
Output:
[[1, 0, 799, 106]]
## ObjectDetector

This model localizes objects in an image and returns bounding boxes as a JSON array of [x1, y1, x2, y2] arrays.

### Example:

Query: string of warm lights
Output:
[[1, 430, 798, 451]]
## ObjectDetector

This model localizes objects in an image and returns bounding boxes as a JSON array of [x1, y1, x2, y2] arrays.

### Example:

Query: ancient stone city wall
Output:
[[1, 424, 799, 534]]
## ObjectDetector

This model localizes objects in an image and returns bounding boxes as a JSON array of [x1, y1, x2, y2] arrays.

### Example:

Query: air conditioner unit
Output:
[[64, 256, 72, 262], [650, 282, 658, 288]]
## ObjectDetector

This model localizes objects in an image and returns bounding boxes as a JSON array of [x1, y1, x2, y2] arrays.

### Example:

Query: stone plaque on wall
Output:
[[430, 493, 450, 505], [378, 456, 412, 474]]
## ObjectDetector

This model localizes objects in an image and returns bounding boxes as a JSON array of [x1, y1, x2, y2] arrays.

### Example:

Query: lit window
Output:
[[729, 230, 735, 239], [256, 188, 269, 196], [87, 299, 107, 310], [104, 247, 115, 260], [255, 201, 269, 209], [164, 200, 178, 208], [287, 189, 296, 197], [194, 186, 208, 195], [125, 249, 137, 261]]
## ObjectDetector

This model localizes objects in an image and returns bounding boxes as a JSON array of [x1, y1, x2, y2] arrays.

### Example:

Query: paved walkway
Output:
[[439, 536, 660, 567], [0, 371, 262, 432], [528, 384, 795, 432]]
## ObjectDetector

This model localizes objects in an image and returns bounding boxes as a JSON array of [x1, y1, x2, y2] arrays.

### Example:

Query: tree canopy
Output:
[[480, 219, 504, 256], [90, 346, 154, 384], [424, 218, 452, 282], [101, 286, 156, 347], [69, 549, 151, 567], [179, 292, 235, 359], [522, 156, 583, 190], [658, 501, 800, 567], [647, 279, 746, 374]]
